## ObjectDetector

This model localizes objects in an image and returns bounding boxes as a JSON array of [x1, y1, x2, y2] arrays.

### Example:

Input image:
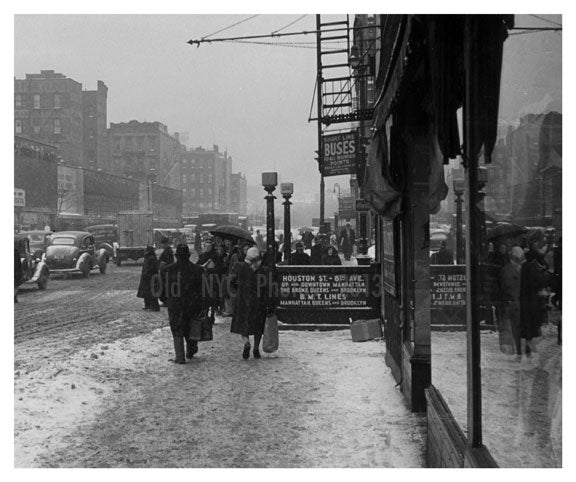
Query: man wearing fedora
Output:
[[164, 244, 205, 364]]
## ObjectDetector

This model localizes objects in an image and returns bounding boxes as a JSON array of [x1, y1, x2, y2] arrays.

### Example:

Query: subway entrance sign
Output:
[[321, 131, 358, 177], [276, 265, 380, 326]]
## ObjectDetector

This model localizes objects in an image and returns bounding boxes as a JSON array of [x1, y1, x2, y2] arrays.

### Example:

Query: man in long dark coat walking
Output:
[[339, 223, 356, 261], [165, 244, 205, 364], [137, 246, 160, 311], [158, 237, 174, 307]]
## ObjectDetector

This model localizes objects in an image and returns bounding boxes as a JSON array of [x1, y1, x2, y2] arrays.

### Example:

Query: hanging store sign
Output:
[[321, 131, 358, 177]]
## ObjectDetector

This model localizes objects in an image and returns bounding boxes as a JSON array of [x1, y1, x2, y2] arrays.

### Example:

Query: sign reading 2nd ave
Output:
[[321, 131, 357, 177]]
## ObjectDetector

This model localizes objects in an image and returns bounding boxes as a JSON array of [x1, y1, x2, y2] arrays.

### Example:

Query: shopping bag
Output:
[[262, 313, 279, 353], [188, 310, 213, 341], [201, 313, 213, 341], [188, 315, 203, 341]]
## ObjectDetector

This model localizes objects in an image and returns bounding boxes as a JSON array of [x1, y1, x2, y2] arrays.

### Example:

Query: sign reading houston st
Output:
[[321, 131, 358, 177]]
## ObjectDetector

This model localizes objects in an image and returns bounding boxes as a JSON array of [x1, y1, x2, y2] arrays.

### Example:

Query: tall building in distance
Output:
[[180, 145, 233, 216], [107, 120, 184, 190], [14, 70, 84, 166], [230, 172, 248, 216], [82, 80, 108, 171]]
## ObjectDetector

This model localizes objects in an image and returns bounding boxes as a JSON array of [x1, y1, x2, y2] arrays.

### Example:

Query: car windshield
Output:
[[51, 237, 76, 246], [28, 234, 45, 244]]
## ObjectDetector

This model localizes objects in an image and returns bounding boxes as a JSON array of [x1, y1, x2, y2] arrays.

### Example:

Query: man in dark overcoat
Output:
[[137, 246, 160, 311], [158, 237, 174, 307], [165, 244, 205, 364], [339, 223, 356, 261]]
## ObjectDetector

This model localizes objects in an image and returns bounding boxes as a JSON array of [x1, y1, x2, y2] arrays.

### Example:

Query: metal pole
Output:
[[316, 14, 325, 233], [264, 187, 276, 268], [283, 195, 292, 264], [456, 193, 464, 264]]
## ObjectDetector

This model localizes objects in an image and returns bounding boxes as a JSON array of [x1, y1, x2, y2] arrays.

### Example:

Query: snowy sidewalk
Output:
[[15, 316, 426, 468]]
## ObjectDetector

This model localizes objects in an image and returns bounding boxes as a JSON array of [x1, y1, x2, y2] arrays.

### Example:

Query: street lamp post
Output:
[[262, 172, 278, 268], [281, 183, 293, 264], [453, 178, 465, 264]]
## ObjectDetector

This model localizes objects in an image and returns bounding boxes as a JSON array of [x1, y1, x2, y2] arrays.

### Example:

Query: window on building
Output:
[[15, 94, 22, 108], [33, 118, 40, 134], [54, 94, 61, 109], [54, 119, 61, 134], [34, 94, 40, 109], [15, 119, 22, 134]]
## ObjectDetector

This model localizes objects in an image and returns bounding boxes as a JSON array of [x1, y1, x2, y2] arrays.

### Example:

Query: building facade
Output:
[[230, 172, 247, 216], [82, 81, 109, 170], [107, 120, 184, 191], [180, 145, 233, 216], [15, 70, 84, 166]]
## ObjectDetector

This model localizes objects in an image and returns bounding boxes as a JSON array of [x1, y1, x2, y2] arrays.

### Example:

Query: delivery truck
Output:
[[115, 211, 154, 266]]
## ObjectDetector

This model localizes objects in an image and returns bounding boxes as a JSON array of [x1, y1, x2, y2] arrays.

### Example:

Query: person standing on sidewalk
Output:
[[158, 237, 174, 307], [137, 246, 160, 311], [339, 223, 356, 261], [165, 244, 205, 364], [229, 247, 272, 360]]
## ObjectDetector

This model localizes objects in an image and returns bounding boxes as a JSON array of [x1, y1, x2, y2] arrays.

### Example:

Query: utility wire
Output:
[[529, 14, 562, 27], [272, 14, 308, 35], [200, 14, 260, 40]]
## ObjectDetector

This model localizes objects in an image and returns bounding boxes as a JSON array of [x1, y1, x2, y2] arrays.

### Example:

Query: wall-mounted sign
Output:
[[14, 188, 26, 207], [430, 264, 467, 326], [338, 196, 356, 220], [322, 131, 358, 177], [355, 199, 371, 212]]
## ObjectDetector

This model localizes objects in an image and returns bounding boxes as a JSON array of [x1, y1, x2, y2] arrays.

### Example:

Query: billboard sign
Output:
[[322, 131, 357, 177]]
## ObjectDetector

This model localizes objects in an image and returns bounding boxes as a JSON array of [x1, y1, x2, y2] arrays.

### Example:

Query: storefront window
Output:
[[479, 15, 562, 467], [430, 166, 468, 431]]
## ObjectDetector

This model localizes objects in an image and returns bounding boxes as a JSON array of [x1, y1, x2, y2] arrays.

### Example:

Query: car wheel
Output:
[[38, 274, 48, 290], [81, 263, 90, 278]]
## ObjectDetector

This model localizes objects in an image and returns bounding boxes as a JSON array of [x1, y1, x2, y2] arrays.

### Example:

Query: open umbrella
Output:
[[209, 225, 255, 244], [299, 227, 314, 233], [487, 222, 528, 240]]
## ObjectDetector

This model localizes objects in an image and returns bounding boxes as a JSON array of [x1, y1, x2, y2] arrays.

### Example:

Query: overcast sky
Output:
[[14, 14, 352, 195]]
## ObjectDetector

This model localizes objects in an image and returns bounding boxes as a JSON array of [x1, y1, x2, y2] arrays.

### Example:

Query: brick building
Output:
[[181, 145, 232, 216], [82, 81, 109, 170], [230, 172, 247, 216], [107, 120, 184, 191], [14, 71, 84, 166]]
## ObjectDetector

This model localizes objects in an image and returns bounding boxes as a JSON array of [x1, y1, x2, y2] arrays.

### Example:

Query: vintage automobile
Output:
[[14, 235, 50, 290], [20, 230, 52, 259], [45, 231, 108, 276], [85, 224, 117, 260]]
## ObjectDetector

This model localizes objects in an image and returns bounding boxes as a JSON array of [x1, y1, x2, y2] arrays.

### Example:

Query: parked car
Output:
[[14, 235, 50, 290], [20, 230, 52, 259], [45, 231, 108, 276], [85, 224, 117, 260]]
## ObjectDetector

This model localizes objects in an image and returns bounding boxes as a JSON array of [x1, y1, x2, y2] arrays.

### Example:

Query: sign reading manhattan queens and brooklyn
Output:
[[279, 272, 370, 308], [322, 131, 358, 177]]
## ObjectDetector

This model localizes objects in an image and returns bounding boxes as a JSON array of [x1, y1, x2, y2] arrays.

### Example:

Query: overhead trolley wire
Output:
[[529, 14, 562, 27], [199, 14, 261, 41], [271, 14, 308, 35]]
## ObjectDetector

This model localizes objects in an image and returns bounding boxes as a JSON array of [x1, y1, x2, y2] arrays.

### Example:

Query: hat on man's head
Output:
[[145, 245, 156, 255], [294, 241, 304, 249], [245, 247, 261, 263], [175, 243, 190, 258]]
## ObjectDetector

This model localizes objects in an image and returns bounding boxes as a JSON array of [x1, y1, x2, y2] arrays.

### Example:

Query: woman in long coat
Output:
[[137, 246, 160, 311], [229, 247, 272, 359]]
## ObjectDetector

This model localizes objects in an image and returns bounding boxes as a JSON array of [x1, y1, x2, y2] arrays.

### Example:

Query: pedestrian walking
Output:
[[519, 247, 550, 357], [301, 230, 314, 250], [229, 247, 273, 359], [431, 240, 454, 265], [255, 229, 266, 253], [499, 246, 524, 356], [164, 244, 206, 364], [310, 236, 324, 265], [291, 241, 311, 265], [194, 229, 202, 256], [322, 245, 342, 265], [158, 237, 174, 307], [339, 223, 356, 261], [137, 246, 160, 311]]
